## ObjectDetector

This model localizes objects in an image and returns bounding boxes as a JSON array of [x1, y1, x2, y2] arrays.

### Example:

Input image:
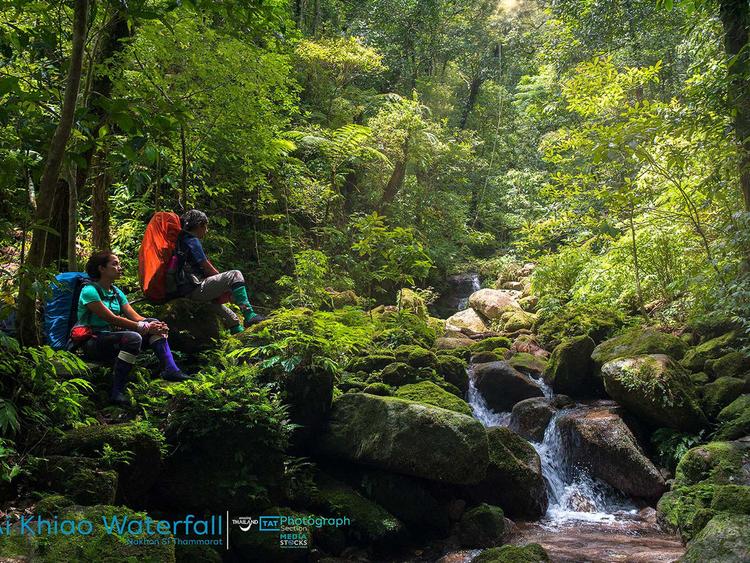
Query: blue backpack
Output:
[[43, 272, 89, 351]]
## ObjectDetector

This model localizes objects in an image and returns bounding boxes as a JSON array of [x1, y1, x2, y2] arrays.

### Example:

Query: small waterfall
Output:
[[533, 411, 637, 526], [457, 273, 481, 310], [466, 366, 510, 427]]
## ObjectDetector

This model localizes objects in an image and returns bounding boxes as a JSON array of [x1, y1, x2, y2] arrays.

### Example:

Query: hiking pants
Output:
[[187, 270, 243, 327], [81, 318, 162, 363]]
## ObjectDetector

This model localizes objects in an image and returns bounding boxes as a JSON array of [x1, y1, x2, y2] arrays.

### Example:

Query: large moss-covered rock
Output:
[[394, 345, 438, 369], [310, 475, 405, 549], [544, 335, 597, 397], [558, 405, 665, 498], [466, 427, 548, 519], [472, 351, 503, 364], [159, 298, 225, 350], [681, 332, 738, 372], [469, 289, 521, 320], [471, 336, 513, 353], [591, 328, 688, 367], [508, 353, 547, 376], [319, 393, 489, 484], [446, 308, 489, 333], [0, 504, 176, 562], [682, 513, 750, 563], [395, 381, 472, 415], [473, 544, 550, 563], [509, 398, 556, 442], [380, 362, 417, 386], [435, 334, 476, 350], [348, 353, 396, 373], [31, 456, 117, 505], [703, 377, 747, 419], [458, 503, 505, 548], [601, 354, 708, 432], [473, 361, 544, 412], [503, 311, 537, 333], [707, 351, 750, 379], [715, 395, 750, 440], [674, 440, 750, 487], [657, 483, 720, 541], [344, 468, 451, 537], [436, 355, 469, 394], [53, 422, 163, 507]]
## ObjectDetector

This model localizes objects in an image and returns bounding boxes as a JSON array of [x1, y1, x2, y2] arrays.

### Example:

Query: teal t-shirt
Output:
[[76, 283, 128, 329]]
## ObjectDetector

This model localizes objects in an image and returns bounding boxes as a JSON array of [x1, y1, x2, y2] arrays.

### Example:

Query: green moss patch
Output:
[[394, 381, 472, 415]]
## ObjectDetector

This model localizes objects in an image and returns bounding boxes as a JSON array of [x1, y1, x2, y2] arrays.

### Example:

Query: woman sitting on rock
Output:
[[76, 251, 189, 404]]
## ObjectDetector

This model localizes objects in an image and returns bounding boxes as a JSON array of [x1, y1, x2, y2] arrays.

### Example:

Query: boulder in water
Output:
[[472, 544, 550, 563], [682, 513, 750, 563], [508, 352, 547, 376], [509, 397, 557, 442], [591, 328, 688, 367], [465, 427, 548, 519], [557, 405, 666, 498], [544, 335, 598, 397], [600, 354, 708, 432], [458, 503, 505, 548], [468, 288, 521, 320], [318, 393, 489, 484], [473, 361, 544, 412], [436, 354, 469, 394], [446, 308, 489, 333]]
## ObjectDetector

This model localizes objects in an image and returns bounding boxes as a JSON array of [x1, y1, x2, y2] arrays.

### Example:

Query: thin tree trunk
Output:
[[91, 156, 111, 250], [17, 0, 89, 345], [67, 164, 78, 271], [628, 208, 647, 318], [718, 0, 750, 212], [459, 72, 483, 130], [381, 137, 409, 210]]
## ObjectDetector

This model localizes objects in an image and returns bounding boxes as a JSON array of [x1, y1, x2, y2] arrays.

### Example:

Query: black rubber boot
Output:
[[110, 359, 133, 405]]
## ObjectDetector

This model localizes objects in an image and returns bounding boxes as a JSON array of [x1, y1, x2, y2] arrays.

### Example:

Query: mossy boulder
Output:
[[0, 504, 176, 562], [707, 351, 750, 379], [591, 328, 688, 367], [363, 382, 392, 396], [674, 440, 750, 487], [437, 345, 473, 363], [53, 422, 163, 507], [702, 377, 747, 419], [471, 336, 513, 353], [691, 372, 711, 386], [682, 513, 750, 563], [503, 311, 537, 333], [436, 355, 469, 394], [473, 361, 544, 412], [715, 395, 750, 440], [558, 405, 665, 498], [310, 475, 405, 550], [657, 483, 720, 541], [398, 288, 428, 319], [348, 353, 396, 373], [395, 381, 472, 415], [544, 335, 597, 397], [380, 362, 417, 386], [681, 332, 738, 372], [435, 335, 475, 350], [466, 427, 548, 519], [394, 345, 438, 369], [509, 398, 556, 442], [600, 354, 708, 432], [31, 456, 117, 505], [472, 351, 502, 364], [473, 544, 550, 563], [458, 503, 505, 548], [34, 494, 74, 516], [508, 352, 547, 376], [159, 298, 225, 351], [318, 393, 489, 484], [344, 468, 451, 537]]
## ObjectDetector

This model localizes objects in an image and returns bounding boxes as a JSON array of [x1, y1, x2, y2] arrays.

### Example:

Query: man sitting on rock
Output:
[[175, 209, 265, 334]]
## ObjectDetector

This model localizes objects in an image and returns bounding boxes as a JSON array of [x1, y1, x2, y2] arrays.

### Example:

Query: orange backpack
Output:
[[139, 212, 182, 302]]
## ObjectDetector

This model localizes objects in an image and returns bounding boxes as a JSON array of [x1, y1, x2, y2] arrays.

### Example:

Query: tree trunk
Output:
[[381, 137, 410, 210], [17, 0, 89, 345], [718, 0, 750, 211], [628, 208, 647, 318], [459, 72, 483, 130], [67, 164, 78, 271], [91, 155, 111, 250]]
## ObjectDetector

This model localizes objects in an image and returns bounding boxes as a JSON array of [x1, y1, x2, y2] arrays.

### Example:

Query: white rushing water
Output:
[[457, 273, 481, 311], [465, 365, 637, 526], [533, 411, 637, 526]]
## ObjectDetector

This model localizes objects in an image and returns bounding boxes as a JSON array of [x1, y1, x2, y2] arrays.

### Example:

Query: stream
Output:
[[452, 274, 685, 562]]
